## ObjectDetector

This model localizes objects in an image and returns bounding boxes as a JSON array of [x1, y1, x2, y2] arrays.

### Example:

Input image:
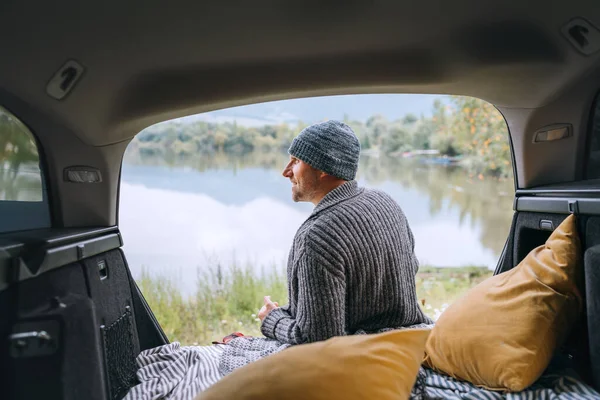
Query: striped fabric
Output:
[[123, 343, 224, 400], [124, 342, 600, 400], [415, 367, 600, 400]]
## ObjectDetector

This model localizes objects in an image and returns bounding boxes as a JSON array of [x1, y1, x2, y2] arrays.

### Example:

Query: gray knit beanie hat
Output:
[[288, 120, 361, 181]]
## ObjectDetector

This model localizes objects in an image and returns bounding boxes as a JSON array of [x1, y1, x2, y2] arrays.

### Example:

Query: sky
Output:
[[171, 94, 444, 127]]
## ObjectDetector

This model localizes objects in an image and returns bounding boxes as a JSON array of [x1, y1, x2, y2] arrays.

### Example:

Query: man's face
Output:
[[282, 156, 321, 202]]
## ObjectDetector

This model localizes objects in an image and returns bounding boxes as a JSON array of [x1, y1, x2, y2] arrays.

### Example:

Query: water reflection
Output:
[[358, 155, 514, 256], [120, 151, 515, 293]]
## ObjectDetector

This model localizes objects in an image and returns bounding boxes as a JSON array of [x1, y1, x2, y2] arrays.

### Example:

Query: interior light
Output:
[[64, 166, 102, 183], [533, 124, 572, 143]]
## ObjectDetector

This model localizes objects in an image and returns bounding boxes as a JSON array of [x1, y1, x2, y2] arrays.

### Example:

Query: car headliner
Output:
[[1, 1, 599, 227]]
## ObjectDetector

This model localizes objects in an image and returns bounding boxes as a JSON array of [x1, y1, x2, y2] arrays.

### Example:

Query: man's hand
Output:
[[258, 296, 279, 322]]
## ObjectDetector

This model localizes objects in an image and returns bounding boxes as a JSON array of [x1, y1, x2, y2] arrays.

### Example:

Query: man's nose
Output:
[[282, 164, 292, 178]]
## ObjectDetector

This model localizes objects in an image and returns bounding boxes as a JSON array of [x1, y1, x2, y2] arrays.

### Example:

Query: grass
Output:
[[136, 263, 493, 345], [415, 265, 493, 320]]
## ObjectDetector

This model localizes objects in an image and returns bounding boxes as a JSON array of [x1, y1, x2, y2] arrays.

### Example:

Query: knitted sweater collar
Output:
[[310, 180, 361, 217]]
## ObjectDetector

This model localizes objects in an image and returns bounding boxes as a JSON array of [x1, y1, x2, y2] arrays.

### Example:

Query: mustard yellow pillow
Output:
[[424, 214, 582, 391], [197, 329, 430, 400]]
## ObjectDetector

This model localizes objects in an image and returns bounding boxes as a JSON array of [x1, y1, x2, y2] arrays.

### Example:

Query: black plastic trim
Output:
[[0, 227, 122, 291], [516, 179, 600, 196], [493, 106, 518, 192], [516, 197, 600, 215], [493, 211, 517, 275], [0, 226, 118, 249]]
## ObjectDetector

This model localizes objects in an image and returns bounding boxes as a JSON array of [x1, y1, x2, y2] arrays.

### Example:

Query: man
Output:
[[258, 120, 432, 345]]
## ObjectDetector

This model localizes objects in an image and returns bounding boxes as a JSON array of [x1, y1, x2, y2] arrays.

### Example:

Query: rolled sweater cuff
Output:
[[261, 308, 288, 339]]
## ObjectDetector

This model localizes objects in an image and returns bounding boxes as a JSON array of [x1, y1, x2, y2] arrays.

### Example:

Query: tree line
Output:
[[128, 96, 511, 177]]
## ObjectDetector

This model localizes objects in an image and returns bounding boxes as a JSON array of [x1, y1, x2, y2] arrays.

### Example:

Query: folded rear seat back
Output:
[[6, 262, 107, 400], [4, 243, 143, 400], [585, 216, 600, 391]]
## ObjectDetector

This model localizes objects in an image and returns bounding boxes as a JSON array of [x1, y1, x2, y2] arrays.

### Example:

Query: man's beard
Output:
[[292, 176, 318, 203]]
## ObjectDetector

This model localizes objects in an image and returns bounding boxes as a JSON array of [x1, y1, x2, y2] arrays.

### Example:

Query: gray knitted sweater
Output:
[[261, 180, 432, 345]]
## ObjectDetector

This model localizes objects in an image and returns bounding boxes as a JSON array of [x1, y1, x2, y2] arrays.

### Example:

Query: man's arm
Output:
[[261, 237, 346, 344]]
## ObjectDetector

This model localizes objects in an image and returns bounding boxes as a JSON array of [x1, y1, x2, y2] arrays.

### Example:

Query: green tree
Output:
[[403, 113, 418, 125], [381, 124, 412, 154], [447, 96, 510, 176], [412, 119, 435, 150], [366, 114, 388, 147], [0, 108, 41, 200]]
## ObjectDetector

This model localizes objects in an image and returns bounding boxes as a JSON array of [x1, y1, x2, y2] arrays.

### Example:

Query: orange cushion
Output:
[[424, 214, 582, 391], [197, 328, 430, 400]]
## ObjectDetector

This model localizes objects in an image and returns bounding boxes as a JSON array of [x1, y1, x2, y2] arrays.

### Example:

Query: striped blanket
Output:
[[411, 367, 600, 399], [124, 343, 600, 400], [124, 343, 223, 400]]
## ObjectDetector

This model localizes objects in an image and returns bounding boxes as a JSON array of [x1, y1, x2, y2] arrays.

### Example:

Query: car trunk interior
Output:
[[3, 1, 600, 399], [4, 202, 600, 398]]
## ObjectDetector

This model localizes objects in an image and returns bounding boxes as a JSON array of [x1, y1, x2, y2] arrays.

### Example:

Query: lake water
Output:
[[119, 151, 515, 295]]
